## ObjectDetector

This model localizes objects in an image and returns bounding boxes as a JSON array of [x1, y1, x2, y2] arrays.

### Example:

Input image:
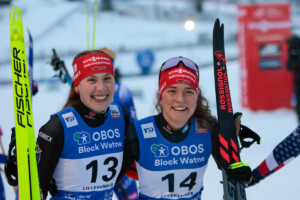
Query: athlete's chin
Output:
[[172, 109, 192, 117], [90, 104, 110, 113], [172, 114, 191, 123], [175, 114, 194, 124]]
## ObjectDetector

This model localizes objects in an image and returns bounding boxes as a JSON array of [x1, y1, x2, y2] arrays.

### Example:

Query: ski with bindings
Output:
[[9, 7, 41, 200], [212, 19, 247, 200]]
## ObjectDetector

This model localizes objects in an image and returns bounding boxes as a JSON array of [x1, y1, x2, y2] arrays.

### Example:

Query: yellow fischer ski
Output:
[[10, 6, 41, 200]]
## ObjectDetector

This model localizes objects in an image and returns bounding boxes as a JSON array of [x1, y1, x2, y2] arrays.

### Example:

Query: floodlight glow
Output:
[[184, 20, 195, 31]]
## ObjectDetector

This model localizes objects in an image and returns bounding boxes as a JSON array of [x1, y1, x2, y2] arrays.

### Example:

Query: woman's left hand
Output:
[[225, 162, 252, 185]]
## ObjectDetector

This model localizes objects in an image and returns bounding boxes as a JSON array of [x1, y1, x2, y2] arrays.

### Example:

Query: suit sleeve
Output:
[[252, 125, 300, 181], [37, 116, 64, 198], [117, 123, 139, 182]]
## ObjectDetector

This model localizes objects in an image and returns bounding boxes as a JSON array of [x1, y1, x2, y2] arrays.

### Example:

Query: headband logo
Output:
[[158, 82, 166, 95], [73, 64, 77, 72], [83, 56, 110, 64], [92, 66, 107, 71], [176, 79, 190, 84], [74, 71, 81, 80]]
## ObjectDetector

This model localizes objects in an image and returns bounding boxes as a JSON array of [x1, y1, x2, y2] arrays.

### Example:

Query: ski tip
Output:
[[27, 28, 31, 36], [10, 7, 22, 24], [214, 18, 224, 31], [27, 28, 33, 42], [213, 18, 225, 33], [215, 18, 220, 25], [214, 18, 220, 28]]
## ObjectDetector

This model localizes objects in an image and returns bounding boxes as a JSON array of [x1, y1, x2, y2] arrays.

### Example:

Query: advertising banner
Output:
[[238, 3, 293, 110]]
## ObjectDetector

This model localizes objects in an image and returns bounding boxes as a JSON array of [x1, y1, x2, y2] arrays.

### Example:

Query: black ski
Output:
[[213, 19, 247, 200]]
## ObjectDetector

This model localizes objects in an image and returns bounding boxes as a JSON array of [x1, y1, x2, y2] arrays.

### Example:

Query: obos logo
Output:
[[141, 122, 157, 139], [62, 112, 78, 128], [171, 144, 204, 156], [151, 144, 169, 157], [74, 131, 91, 145]]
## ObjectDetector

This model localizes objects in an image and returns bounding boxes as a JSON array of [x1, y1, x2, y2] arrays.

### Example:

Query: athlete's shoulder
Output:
[[38, 115, 64, 144], [133, 116, 156, 138], [126, 123, 138, 142], [135, 115, 154, 123]]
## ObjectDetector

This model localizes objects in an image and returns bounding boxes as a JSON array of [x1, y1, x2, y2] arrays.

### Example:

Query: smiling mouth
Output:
[[173, 107, 187, 111], [92, 95, 108, 100]]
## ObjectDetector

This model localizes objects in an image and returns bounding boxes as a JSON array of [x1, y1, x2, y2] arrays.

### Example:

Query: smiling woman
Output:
[[74, 72, 115, 113], [159, 83, 198, 130], [5, 49, 134, 200], [63, 50, 115, 110], [74, 59, 116, 115], [36, 50, 128, 200], [119, 56, 253, 200]]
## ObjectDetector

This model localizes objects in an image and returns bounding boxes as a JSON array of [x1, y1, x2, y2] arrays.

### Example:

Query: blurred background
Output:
[[0, 0, 300, 199]]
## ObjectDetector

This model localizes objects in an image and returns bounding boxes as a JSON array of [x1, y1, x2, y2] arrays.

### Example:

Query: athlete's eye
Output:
[[167, 89, 176, 94], [185, 90, 195, 95], [87, 78, 97, 83], [104, 76, 112, 81]]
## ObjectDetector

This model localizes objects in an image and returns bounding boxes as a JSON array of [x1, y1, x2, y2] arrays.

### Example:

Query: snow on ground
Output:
[[0, 0, 299, 199]]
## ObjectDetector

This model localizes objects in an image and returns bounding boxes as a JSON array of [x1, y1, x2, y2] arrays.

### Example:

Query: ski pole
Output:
[[92, 0, 98, 50]]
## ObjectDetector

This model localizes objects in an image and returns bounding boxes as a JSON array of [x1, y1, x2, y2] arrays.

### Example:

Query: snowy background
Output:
[[0, 0, 300, 199]]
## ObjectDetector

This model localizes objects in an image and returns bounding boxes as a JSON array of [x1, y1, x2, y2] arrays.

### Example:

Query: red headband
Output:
[[158, 64, 199, 99], [72, 52, 114, 86]]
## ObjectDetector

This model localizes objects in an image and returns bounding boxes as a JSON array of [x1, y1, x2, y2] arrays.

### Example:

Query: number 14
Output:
[[162, 172, 197, 192]]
